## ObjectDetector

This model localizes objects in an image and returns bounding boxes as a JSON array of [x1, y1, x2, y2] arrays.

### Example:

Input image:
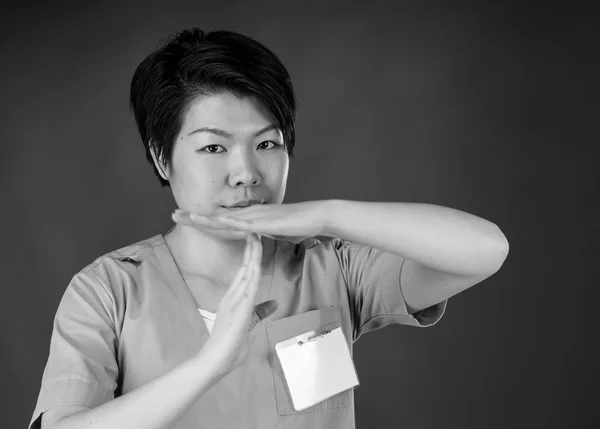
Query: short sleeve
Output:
[[327, 238, 447, 342], [28, 270, 119, 429]]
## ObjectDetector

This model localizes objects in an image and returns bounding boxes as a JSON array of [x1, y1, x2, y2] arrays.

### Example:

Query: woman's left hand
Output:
[[172, 201, 331, 243]]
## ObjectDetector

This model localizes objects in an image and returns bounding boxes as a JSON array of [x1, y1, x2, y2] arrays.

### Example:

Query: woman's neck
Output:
[[164, 224, 249, 286]]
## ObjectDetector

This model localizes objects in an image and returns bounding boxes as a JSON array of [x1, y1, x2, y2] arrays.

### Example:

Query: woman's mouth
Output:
[[221, 202, 266, 210]]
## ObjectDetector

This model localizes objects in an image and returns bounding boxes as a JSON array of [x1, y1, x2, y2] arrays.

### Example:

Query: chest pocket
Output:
[[265, 305, 352, 415]]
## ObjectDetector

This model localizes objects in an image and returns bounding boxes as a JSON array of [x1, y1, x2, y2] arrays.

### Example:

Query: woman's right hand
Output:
[[202, 233, 278, 374]]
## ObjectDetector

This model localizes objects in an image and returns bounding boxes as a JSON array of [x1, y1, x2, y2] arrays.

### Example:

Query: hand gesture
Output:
[[203, 233, 278, 373], [172, 201, 330, 244]]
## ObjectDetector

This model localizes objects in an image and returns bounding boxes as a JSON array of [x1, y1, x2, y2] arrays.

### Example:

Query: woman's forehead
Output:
[[183, 92, 277, 132]]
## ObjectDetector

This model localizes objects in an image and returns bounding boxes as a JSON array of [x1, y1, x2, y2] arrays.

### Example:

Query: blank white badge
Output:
[[275, 323, 360, 411]]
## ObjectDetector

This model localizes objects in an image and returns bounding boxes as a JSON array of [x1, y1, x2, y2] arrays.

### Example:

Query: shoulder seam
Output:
[[85, 240, 155, 271]]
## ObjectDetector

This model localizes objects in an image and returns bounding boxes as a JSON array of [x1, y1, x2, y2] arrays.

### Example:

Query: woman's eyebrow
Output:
[[187, 124, 278, 138]]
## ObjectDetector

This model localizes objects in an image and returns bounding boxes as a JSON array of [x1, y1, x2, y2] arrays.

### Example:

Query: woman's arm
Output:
[[43, 233, 266, 429], [322, 200, 509, 312], [190, 199, 509, 313], [44, 343, 227, 429]]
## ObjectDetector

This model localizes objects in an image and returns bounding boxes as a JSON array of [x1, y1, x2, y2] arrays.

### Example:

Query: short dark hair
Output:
[[130, 28, 298, 187]]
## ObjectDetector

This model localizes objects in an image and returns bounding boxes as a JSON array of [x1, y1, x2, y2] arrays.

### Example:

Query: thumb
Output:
[[249, 300, 279, 330]]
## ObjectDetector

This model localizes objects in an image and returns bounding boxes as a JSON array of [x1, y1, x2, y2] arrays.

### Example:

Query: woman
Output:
[[30, 28, 509, 429]]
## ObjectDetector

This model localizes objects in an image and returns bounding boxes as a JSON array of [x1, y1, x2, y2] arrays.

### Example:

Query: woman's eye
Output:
[[200, 141, 281, 153], [258, 140, 280, 150], [201, 145, 224, 153]]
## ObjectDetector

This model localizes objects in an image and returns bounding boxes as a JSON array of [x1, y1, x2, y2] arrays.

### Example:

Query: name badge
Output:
[[275, 321, 360, 411]]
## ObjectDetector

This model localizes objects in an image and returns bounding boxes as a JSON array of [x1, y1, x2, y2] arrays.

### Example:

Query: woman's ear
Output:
[[149, 143, 170, 181]]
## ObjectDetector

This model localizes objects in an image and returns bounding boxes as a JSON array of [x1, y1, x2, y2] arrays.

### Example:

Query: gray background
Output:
[[2, 1, 597, 428]]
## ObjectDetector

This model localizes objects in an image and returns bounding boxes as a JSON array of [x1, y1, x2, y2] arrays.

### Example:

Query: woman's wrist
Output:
[[193, 340, 233, 379]]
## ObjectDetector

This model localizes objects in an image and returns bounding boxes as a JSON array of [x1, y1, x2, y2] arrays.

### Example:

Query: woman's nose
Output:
[[232, 174, 260, 187], [228, 154, 261, 187]]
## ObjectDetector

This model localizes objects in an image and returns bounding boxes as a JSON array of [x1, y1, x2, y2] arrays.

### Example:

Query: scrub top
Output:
[[29, 230, 447, 429]]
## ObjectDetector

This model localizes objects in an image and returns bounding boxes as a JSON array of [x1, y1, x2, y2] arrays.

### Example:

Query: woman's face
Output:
[[155, 91, 289, 216]]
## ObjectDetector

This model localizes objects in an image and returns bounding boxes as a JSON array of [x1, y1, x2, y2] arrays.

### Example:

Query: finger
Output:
[[231, 234, 262, 303], [173, 210, 250, 238], [222, 234, 255, 301], [249, 300, 279, 331], [243, 233, 260, 271], [171, 210, 195, 226], [190, 212, 236, 229], [254, 300, 278, 320], [216, 219, 283, 241], [226, 233, 259, 300], [236, 234, 262, 299], [209, 216, 308, 243], [217, 216, 251, 226], [174, 210, 291, 243]]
